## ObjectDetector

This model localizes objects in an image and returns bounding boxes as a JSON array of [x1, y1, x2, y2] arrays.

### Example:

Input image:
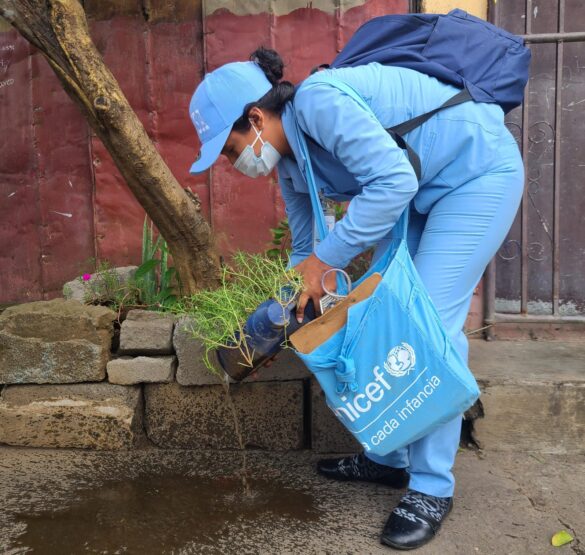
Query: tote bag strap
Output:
[[296, 76, 410, 246], [296, 117, 410, 247], [393, 204, 409, 242], [296, 128, 330, 242], [296, 131, 350, 297]]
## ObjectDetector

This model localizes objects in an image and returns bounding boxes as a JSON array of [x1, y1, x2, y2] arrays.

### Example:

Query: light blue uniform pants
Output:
[[366, 129, 524, 498]]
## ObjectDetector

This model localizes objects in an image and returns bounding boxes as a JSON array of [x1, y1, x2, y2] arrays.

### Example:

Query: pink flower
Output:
[[82, 273, 92, 281]]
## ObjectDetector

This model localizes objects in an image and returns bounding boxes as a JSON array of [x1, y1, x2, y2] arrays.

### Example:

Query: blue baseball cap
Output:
[[188, 61, 272, 174]]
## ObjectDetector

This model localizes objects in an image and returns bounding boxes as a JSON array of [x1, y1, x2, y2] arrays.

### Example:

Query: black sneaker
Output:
[[380, 489, 453, 550], [316, 453, 410, 488]]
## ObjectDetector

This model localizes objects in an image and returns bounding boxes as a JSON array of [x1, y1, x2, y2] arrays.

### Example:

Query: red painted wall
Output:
[[0, 1, 408, 304]]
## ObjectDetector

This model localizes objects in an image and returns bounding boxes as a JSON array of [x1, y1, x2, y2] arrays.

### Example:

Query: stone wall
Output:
[[0, 298, 358, 452]]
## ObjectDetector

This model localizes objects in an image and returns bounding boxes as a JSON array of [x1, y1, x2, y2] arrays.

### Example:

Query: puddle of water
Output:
[[11, 474, 320, 554]]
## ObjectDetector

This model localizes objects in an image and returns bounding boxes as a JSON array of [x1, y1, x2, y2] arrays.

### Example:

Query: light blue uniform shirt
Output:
[[277, 62, 506, 269]]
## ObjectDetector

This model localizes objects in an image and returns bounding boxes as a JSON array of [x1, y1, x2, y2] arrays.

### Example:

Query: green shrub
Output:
[[169, 252, 303, 374]]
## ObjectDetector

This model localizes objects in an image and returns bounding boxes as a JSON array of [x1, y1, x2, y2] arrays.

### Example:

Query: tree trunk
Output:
[[0, 0, 221, 293]]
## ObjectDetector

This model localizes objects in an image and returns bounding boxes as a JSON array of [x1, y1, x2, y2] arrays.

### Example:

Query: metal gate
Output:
[[484, 0, 585, 339]]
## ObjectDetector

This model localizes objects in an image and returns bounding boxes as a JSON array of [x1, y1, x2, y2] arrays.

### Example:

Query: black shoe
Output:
[[380, 489, 453, 550], [316, 453, 410, 488]]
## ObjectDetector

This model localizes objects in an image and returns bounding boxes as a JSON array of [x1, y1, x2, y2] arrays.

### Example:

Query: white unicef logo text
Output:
[[384, 343, 416, 378], [191, 109, 210, 135]]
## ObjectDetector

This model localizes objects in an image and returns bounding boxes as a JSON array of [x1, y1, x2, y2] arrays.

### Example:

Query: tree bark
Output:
[[0, 0, 221, 293]]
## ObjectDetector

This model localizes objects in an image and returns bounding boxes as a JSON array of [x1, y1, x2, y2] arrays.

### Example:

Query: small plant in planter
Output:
[[77, 216, 181, 320], [266, 218, 291, 260], [169, 251, 303, 375], [132, 216, 180, 311]]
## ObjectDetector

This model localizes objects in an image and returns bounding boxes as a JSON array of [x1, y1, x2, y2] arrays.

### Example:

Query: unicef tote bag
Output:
[[289, 119, 480, 457]]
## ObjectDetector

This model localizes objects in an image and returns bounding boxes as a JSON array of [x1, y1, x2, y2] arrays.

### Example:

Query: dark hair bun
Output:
[[250, 47, 284, 85]]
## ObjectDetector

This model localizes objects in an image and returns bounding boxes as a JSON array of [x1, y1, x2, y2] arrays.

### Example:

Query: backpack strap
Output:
[[389, 88, 473, 136], [385, 130, 424, 182], [386, 88, 473, 180], [310, 63, 331, 75]]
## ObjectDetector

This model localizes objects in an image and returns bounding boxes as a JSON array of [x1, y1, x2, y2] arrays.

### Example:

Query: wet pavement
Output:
[[1, 446, 583, 554]]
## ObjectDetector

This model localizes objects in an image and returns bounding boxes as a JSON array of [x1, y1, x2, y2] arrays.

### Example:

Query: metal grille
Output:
[[484, 0, 585, 338]]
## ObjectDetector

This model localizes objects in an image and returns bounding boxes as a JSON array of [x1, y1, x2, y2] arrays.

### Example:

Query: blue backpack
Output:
[[313, 9, 531, 178]]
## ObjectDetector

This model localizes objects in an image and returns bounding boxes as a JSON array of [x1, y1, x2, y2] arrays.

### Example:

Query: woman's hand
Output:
[[294, 253, 337, 322]]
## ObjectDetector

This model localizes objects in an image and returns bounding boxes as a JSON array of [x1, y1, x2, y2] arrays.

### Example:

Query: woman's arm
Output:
[[278, 169, 336, 321], [277, 171, 313, 268], [294, 79, 419, 269]]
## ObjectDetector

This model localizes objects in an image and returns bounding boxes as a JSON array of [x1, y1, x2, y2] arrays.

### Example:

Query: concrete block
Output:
[[311, 379, 359, 454], [173, 316, 310, 385], [470, 340, 585, 454], [144, 381, 304, 450], [0, 383, 143, 449], [246, 350, 312, 382], [107, 355, 176, 384], [118, 309, 175, 355], [473, 383, 585, 454], [62, 265, 138, 304], [0, 298, 115, 384], [173, 316, 220, 385]]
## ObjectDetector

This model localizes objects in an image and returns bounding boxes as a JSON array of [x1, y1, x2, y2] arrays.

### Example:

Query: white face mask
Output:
[[233, 122, 282, 178]]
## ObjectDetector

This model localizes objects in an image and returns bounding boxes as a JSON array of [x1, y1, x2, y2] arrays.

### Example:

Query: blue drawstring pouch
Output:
[[289, 122, 480, 457]]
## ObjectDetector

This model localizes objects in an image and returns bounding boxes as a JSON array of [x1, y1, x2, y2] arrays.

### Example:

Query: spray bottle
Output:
[[217, 195, 347, 381]]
